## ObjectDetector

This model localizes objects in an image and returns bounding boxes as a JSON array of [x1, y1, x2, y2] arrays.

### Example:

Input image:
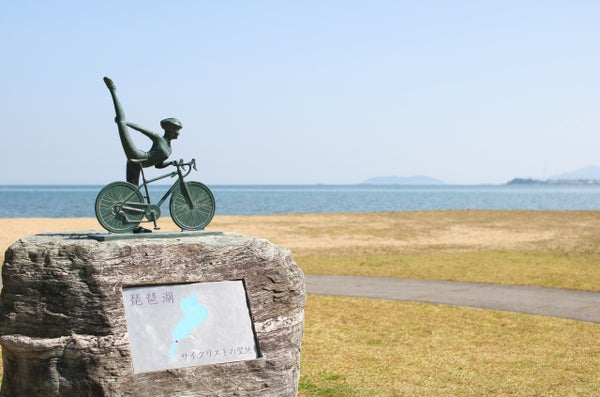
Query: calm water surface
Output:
[[1, 184, 600, 218]]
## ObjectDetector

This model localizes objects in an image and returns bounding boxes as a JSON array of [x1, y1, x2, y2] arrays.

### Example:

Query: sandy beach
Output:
[[0, 216, 283, 256], [1, 218, 103, 255], [0, 216, 264, 256]]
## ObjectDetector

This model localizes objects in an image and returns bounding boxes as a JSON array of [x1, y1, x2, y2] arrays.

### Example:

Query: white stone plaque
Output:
[[122, 280, 258, 373]]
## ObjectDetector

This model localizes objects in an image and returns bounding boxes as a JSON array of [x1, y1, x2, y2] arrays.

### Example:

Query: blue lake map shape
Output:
[[169, 293, 208, 358]]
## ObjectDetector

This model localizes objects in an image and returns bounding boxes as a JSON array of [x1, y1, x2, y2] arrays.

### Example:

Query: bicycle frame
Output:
[[118, 160, 196, 228], [140, 169, 181, 207]]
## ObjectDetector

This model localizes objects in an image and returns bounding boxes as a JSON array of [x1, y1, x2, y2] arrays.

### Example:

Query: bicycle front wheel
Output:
[[95, 181, 145, 233], [170, 181, 215, 231]]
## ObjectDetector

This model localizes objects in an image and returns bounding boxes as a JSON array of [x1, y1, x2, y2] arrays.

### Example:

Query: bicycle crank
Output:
[[145, 204, 161, 228]]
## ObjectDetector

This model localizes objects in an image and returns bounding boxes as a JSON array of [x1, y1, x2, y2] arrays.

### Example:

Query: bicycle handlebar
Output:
[[171, 158, 197, 178], [171, 158, 196, 169]]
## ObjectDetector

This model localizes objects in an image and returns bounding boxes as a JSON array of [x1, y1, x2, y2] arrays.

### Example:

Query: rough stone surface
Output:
[[0, 232, 305, 396]]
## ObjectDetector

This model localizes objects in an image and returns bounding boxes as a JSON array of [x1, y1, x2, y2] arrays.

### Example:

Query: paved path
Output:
[[305, 275, 600, 324]]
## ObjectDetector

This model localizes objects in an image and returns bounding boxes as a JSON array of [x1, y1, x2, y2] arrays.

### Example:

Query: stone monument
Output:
[[0, 231, 305, 396], [0, 77, 304, 396]]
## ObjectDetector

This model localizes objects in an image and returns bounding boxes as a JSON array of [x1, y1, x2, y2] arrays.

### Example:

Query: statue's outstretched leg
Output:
[[103, 77, 146, 160]]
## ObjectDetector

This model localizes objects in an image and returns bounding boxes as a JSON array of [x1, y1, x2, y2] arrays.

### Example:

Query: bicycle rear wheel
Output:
[[95, 181, 145, 233], [170, 181, 215, 231]]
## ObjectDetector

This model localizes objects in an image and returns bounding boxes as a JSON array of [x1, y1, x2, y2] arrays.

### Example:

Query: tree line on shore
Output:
[[507, 178, 600, 185]]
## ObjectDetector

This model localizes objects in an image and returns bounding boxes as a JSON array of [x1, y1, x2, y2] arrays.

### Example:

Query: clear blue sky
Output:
[[2, 1, 598, 185]]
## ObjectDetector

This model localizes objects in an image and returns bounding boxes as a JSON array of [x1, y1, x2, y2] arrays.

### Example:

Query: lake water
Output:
[[1, 184, 600, 218]]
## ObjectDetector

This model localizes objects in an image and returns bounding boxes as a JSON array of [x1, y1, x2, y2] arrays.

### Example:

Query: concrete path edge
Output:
[[305, 274, 600, 324]]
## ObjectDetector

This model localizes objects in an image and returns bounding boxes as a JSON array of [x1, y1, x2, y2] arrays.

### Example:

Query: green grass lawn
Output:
[[299, 296, 599, 396]]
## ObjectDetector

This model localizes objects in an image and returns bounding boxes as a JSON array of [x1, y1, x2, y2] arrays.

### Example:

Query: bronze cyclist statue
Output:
[[96, 77, 215, 234]]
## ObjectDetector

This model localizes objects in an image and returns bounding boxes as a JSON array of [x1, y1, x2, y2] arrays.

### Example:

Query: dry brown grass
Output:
[[212, 211, 600, 291], [211, 210, 600, 255], [3, 210, 600, 258]]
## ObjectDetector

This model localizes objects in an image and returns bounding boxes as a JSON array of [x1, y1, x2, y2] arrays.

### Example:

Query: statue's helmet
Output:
[[160, 118, 182, 130]]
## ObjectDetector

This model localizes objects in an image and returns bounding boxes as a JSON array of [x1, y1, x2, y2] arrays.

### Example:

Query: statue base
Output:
[[86, 230, 224, 241], [0, 232, 305, 396]]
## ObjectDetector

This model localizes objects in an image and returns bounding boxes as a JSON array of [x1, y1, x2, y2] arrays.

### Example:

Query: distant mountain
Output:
[[362, 175, 445, 185], [549, 166, 600, 180]]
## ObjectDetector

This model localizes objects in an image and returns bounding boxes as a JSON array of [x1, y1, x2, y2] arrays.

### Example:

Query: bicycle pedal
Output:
[[154, 227, 161, 230]]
